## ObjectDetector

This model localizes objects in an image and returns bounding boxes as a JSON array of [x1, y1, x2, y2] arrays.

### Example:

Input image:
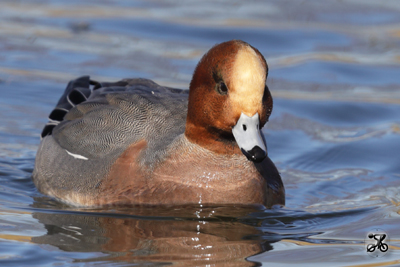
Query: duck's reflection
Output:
[[31, 204, 277, 266]]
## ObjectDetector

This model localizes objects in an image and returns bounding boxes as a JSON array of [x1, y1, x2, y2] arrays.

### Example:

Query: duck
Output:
[[32, 40, 285, 207]]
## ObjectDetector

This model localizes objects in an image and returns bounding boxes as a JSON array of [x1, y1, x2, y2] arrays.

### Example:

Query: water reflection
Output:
[[31, 204, 277, 266]]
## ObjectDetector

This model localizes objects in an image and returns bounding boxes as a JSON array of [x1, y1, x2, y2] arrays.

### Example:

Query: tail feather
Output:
[[48, 108, 68, 122], [41, 76, 92, 138]]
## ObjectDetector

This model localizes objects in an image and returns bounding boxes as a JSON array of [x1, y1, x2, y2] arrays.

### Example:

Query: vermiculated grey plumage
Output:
[[33, 77, 188, 204]]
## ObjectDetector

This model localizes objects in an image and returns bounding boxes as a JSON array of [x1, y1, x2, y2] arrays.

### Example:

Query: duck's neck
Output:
[[184, 123, 242, 156]]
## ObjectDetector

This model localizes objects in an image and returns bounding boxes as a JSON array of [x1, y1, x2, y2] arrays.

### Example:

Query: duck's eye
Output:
[[216, 82, 228, 95]]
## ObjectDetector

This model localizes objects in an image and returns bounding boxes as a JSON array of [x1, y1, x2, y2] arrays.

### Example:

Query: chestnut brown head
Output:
[[185, 40, 273, 162]]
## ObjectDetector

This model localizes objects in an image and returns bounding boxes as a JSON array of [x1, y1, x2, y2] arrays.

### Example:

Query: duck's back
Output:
[[33, 76, 188, 205]]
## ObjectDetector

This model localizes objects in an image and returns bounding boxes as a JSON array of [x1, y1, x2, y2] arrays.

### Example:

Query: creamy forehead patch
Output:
[[230, 45, 266, 116]]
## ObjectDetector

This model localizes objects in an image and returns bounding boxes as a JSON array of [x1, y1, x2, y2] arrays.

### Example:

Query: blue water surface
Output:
[[1, 0, 400, 266]]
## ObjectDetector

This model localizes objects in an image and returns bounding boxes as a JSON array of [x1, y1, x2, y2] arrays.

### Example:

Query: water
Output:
[[1, 0, 400, 266]]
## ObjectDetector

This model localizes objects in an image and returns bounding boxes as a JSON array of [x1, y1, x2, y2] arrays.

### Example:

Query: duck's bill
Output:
[[232, 112, 267, 163]]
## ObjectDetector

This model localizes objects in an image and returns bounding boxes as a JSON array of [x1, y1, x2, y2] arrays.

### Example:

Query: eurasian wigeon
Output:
[[33, 40, 285, 207]]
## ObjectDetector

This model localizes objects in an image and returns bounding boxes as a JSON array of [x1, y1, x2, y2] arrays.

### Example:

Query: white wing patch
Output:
[[65, 150, 89, 160]]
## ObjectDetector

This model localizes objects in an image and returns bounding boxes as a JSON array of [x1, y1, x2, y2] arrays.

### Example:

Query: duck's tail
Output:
[[40, 76, 98, 138]]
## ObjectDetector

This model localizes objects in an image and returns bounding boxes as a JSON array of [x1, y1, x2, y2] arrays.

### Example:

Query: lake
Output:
[[1, 0, 400, 266]]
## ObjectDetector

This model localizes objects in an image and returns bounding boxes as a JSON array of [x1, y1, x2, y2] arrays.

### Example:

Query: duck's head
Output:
[[185, 40, 273, 163]]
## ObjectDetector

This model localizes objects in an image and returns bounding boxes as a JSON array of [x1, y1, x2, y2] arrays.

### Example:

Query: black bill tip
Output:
[[241, 146, 267, 163]]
